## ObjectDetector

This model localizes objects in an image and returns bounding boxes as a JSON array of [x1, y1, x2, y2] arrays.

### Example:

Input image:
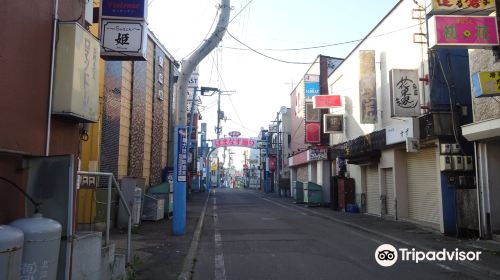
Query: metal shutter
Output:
[[366, 165, 380, 215], [297, 166, 308, 182], [407, 148, 441, 228], [383, 168, 395, 217]]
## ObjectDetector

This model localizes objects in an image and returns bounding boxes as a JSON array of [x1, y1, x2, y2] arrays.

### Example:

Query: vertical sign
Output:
[[389, 69, 420, 117], [304, 74, 320, 100], [359, 50, 377, 124], [176, 126, 187, 182]]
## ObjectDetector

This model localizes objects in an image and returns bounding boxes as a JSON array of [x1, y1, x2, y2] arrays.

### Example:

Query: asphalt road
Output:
[[193, 188, 498, 280]]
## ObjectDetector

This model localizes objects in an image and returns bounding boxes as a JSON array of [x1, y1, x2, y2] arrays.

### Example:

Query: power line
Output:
[[180, 6, 220, 61], [226, 30, 314, 64], [229, 0, 254, 24]]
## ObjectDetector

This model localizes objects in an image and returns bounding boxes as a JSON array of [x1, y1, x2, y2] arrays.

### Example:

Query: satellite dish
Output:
[[279, 106, 288, 114]]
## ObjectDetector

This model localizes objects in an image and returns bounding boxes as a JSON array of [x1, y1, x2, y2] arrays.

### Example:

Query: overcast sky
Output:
[[148, 0, 401, 168]]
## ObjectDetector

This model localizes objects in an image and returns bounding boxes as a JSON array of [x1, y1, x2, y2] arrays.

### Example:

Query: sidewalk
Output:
[[111, 190, 210, 280], [258, 190, 500, 277]]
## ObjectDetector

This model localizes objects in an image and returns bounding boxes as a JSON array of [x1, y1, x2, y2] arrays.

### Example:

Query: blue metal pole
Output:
[[265, 133, 269, 193], [173, 126, 187, 235]]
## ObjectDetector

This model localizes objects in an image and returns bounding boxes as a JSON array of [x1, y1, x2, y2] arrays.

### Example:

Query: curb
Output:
[[178, 191, 211, 280]]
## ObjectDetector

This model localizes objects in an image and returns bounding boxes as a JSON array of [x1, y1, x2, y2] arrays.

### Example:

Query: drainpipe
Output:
[[46, 0, 60, 156]]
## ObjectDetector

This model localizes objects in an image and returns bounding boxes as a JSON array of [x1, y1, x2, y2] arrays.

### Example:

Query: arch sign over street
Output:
[[212, 137, 258, 149]]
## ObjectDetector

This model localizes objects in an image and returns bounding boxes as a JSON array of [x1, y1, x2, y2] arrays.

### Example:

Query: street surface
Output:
[[193, 188, 499, 280]]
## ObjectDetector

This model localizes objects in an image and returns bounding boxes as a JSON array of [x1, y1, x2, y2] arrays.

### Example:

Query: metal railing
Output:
[[77, 171, 132, 263]]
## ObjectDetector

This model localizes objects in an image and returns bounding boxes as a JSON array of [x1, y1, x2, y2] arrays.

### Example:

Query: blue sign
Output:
[[102, 0, 147, 19], [305, 82, 320, 98], [176, 126, 188, 182]]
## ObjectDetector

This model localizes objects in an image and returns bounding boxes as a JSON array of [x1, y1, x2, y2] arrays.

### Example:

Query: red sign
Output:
[[305, 122, 321, 143], [212, 137, 258, 148], [269, 156, 277, 172], [313, 95, 342, 109]]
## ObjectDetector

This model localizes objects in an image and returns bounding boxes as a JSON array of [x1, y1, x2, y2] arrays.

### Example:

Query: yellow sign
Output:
[[472, 71, 500, 97], [431, 0, 496, 14], [211, 163, 217, 171]]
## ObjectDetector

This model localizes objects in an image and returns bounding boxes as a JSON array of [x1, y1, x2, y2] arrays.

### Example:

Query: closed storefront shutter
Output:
[[407, 147, 441, 228], [366, 165, 380, 215], [297, 165, 308, 182], [383, 168, 395, 217]]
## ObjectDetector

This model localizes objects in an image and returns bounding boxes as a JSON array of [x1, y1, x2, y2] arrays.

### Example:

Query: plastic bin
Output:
[[303, 182, 323, 205], [294, 181, 304, 203], [148, 182, 173, 216]]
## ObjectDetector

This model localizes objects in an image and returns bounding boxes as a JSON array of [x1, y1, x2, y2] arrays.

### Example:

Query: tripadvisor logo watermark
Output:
[[375, 244, 482, 267]]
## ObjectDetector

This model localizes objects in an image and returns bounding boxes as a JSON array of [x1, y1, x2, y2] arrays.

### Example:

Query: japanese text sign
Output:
[[176, 126, 188, 182], [472, 71, 500, 97], [359, 50, 377, 124], [429, 0, 496, 15], [212, 137, 258, 149], [101, 19, 147, 60], [428, 15, 499, 48], [102, 0, 147, 20], [305, 122, 321, 143], [389, 69, 420, 117], [304, 81, 320, 100], [313, 95, 342, 109]]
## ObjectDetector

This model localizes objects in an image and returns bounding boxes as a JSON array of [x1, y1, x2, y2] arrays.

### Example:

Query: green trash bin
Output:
[[148, 182, 173, 216], [294, 181, 304, 203], [303, 182, 322, 205]]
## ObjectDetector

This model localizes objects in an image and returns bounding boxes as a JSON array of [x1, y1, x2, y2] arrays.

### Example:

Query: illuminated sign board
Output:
[[313, 95, 342, 109], [472, 71, 500, 97], [428, 15, 499, 48], [305, 122, 321, 144], [101, 0, 147, 20], [428, 0, 495, 15], [212, 138, 258, 149], [101, 19, 147, 60]]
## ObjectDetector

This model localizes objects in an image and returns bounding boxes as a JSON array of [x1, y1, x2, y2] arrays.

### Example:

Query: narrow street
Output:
[[193, 188, 497, 280]]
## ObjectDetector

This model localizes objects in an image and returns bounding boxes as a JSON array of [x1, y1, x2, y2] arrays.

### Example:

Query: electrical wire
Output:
[[229, 0, 254, 24], [180, 7, 220, 62], [0, 176, 41, 213]]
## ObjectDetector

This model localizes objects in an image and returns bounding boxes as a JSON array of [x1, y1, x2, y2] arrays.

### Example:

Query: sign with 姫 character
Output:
[[389, 69, 420, 117], [100, 19, 148, 60], [472, 71, 500, 97], [359, 50, 377, 124]]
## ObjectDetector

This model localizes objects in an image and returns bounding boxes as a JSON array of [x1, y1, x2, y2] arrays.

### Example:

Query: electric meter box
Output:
[[464, 156, 474, 171], [440, 155, 453, 171], [452, 155, 464, 171], [52, 22, 100, 123], [440, 143, 451, 154]]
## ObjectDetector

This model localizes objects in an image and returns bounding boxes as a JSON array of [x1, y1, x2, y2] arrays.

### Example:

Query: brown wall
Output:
[[0, 1, 85, 223]]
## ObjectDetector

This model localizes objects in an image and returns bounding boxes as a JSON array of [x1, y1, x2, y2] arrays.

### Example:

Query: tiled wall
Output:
[[129, 60, 147, 178], [100, 61, 123, 180], [143, 39, 154, 186], [118, 61, 132, 179]]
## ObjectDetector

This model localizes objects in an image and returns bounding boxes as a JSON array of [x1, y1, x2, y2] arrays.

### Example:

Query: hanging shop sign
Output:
[[385, 121, 415, 145], [304, 74, 320, 100], [228, 131, 241, 137], [268, 124, 278, 133], [101, 0, 147, 20], [305, 122, 321, 144], [323, 114, 344, 134], [307, 147, 328, 161], [359, 50, 377, 124], [427, 0, 495, 15], [472, 71, 500, 97], [212, 137, 258, 149], [389, 69, 420, 117], [100, 19, 147, 60], [313, 95, 342, 109], [305, 102, 321, 122], [428, 15, 499, 48]]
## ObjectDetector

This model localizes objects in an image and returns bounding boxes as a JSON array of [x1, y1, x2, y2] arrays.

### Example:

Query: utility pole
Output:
[[216, 90, 222, 188], [173, 0, 230, 236]]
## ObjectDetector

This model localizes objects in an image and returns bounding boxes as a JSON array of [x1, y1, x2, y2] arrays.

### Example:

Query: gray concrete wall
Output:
[[468, 49, 500, 122]]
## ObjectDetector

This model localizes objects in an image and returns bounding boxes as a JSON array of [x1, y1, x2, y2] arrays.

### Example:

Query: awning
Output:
[[461, 117, 500, 141]]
